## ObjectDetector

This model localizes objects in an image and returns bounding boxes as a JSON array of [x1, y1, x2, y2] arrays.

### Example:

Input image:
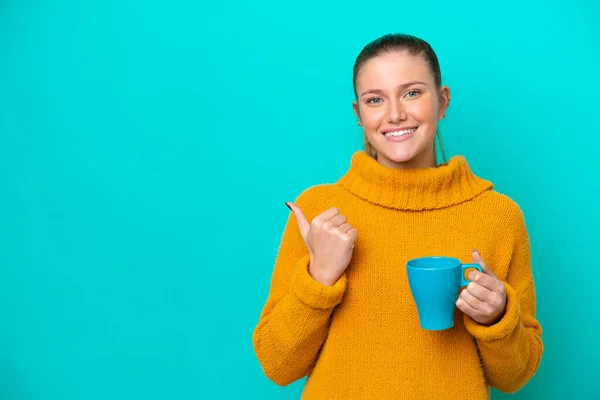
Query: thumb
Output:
[[286, 202, 310, 240], [471, 249, 496, 278]]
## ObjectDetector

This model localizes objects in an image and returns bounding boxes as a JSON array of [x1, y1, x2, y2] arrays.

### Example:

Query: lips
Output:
[[382, 126, 419, 138], [382, 125, 419, 134]]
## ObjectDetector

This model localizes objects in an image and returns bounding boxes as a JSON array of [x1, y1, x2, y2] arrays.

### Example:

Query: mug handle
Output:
[[461, 263, 483, 286]]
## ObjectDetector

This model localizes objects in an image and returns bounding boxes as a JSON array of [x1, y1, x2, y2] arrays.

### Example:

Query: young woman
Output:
[[253, 33, 543, 399]]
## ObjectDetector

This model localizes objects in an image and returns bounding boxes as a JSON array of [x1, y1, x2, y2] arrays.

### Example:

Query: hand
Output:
[[456, 249, 507, 325], [286, 202, 358, 286]]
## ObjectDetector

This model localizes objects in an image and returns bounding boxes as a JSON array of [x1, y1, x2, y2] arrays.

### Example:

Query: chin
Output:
[[375, 144, 431, 168], [378, 146, 417, 162]]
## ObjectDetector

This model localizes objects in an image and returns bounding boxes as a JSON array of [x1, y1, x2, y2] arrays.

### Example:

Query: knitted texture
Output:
[[253, 151, 543, 399]]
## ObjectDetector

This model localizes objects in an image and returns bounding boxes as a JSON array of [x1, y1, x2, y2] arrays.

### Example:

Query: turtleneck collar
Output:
[[337, 151, 493, 211]]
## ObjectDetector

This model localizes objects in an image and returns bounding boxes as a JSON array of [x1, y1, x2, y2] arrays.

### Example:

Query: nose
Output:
[[387, 99, 407, 123]]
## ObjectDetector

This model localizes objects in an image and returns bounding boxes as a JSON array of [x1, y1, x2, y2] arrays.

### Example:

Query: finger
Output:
[[286, 202, 311, 240], [456, 296, 478, 317], [468, 281, 506, 316], [472, 249, 497, 278], [464, 282, 494, 304], [313, 207, 339, 224], [467, 270, 503, 292], [337, 223, 353, 234], [347, 228, 358, 244], [324, 214, 347, 229], [459, 288, 487, 311], [346, 228, 358, 248]]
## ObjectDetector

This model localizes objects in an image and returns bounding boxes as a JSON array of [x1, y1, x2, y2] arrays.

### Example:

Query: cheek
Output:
[[406, 99, 438, 121], [361, 108, 385, 129]]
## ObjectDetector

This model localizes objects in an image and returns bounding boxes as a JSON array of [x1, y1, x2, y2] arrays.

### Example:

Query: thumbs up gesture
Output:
[[286, 202, 358, 286]]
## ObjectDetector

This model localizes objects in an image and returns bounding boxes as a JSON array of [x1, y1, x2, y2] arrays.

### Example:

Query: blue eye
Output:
[[405, 90, 420, 98], [367, 98, 383, 104]]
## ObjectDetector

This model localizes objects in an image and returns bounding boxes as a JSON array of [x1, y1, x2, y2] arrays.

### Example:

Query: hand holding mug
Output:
[[455, 249, 507, 325]]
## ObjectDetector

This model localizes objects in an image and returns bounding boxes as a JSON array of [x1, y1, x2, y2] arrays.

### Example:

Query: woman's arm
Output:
[[463, 209, 543, 393], [252, 191, 347, 386]]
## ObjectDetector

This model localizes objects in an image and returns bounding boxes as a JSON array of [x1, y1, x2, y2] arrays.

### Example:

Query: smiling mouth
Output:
[[383, 126, 418, 138]]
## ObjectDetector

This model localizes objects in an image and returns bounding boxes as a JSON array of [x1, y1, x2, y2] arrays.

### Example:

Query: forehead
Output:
[[356, 51, 433, 89]]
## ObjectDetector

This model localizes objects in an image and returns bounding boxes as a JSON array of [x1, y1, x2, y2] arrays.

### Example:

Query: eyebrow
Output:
[[360, 81, 427, 97]]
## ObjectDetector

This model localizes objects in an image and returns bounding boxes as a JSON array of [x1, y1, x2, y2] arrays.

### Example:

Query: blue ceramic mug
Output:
[[406, 256, 482, 330]]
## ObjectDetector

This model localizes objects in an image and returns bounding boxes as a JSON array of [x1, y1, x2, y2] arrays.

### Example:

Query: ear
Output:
[[438, 86, 451, 120], [353, 100, 362, 125]]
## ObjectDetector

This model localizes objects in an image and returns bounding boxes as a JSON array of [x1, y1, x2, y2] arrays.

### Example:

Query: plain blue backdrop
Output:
[[1, 0, 598, 398]]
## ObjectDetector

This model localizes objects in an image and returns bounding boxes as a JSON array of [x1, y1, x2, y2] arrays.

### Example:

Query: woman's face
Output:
[[353, 50, 450, 169]]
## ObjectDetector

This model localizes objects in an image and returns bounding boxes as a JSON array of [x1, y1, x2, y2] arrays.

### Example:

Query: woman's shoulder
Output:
[[295, 183, 345, 204], [476, 189, 528, 231], [293, 184, 349, 219], [455, 154, 527, 227]]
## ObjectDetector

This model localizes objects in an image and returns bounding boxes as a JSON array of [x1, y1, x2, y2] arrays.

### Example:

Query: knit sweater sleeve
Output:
[[463, 206, 543, 393], [252, 189, 347, 386]]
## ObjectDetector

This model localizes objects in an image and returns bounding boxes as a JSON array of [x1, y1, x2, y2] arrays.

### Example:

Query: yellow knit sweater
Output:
[[253, 151, 543, 399]]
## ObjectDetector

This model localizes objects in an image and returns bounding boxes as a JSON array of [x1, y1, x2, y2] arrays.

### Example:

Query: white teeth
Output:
[[384, 127, 417, 137]]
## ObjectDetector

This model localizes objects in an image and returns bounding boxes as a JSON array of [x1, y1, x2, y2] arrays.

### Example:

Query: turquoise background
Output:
[[1, 0, 598, 398]]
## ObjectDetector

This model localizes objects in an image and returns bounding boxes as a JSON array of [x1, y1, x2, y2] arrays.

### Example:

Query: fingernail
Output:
[[473, 248, 479, 254], [285, 202, 292, 210]]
